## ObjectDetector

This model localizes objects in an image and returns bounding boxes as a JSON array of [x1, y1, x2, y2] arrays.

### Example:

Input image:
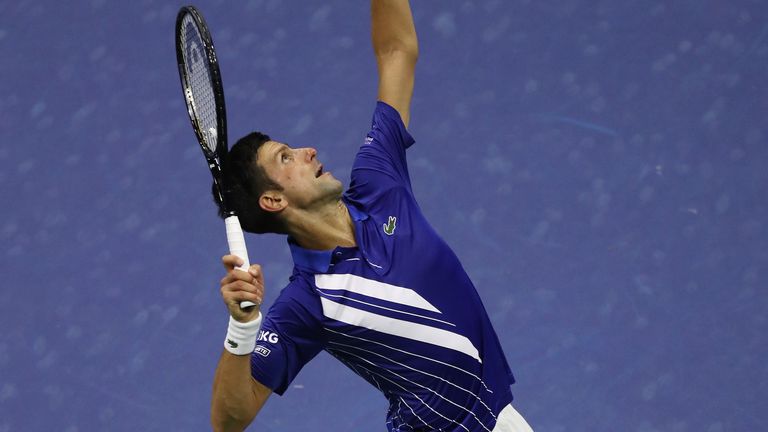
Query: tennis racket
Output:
[[175, 6, 255, 309]]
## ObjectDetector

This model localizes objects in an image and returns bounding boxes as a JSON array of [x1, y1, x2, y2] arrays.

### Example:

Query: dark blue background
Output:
[[1, 1, 766, 430]]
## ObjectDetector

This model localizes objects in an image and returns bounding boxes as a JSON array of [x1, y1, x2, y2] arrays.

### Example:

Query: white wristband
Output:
[[224, 314, 262, 355]]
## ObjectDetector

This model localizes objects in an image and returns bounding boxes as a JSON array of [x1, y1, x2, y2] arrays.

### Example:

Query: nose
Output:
[[303, 147, 317, 161]]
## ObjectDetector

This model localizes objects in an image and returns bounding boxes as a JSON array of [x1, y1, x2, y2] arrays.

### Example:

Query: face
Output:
[[256, 140, 343, 211]]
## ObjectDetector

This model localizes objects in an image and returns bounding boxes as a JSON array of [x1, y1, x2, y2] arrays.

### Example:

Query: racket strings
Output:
[[181, 14, 219, 153]]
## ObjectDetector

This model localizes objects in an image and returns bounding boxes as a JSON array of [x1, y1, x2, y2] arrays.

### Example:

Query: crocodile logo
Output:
[[383, 216, 397, 236]]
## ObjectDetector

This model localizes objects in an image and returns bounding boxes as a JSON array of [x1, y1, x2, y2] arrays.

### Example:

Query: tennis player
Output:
[[211, 1, 534, 431]]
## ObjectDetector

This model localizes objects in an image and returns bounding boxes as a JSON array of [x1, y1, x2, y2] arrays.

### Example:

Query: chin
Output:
[[329, 180, 344, 198], [323, 173, 342, 188]]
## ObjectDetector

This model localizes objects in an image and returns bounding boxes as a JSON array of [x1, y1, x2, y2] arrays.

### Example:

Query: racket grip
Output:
[[224, 216, 257, 309]]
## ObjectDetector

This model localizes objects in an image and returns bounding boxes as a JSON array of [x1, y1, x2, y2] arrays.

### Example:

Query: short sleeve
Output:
[[346, 101, 416, 203], [249, 282, 325, 395]]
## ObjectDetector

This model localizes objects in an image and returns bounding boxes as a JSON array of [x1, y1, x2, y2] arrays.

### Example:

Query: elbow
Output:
[[211, 414, 250, 432], [373, 32, 419, 63], [210, 414, 244, 432], [375, 39, 418, 56], [375, 44, 419, 66], [402, 43, 420, 63], [211, 418, 240, 432], [211, 403, 256, 432]]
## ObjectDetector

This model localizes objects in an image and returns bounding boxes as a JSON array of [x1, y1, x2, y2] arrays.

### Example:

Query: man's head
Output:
[[215, 132, 343, 234]]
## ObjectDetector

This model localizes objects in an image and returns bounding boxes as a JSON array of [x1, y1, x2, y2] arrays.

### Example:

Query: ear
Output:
[[259, 190, 287, 213]]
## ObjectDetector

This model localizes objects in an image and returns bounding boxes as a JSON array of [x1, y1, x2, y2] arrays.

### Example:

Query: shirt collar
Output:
[[288, 238, 334, 273], [287, 200, 368, 273]]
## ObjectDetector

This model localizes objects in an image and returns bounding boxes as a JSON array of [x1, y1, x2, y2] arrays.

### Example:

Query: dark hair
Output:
[[213, 131, 287, 234]]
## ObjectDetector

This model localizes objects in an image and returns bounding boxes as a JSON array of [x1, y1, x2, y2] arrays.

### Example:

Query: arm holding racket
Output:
[[212, 255, 271, 432], [372, 0, 418, 128]]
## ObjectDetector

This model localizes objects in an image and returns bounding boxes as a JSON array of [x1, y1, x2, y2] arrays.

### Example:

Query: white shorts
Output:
[[492, 404, 534, 432]]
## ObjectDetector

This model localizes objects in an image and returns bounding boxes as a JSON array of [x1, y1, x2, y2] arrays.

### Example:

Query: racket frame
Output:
[[175, 6, 256, 309]]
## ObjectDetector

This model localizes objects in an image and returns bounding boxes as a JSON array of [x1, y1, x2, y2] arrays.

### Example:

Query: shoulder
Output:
[[266, 273, 317, 312], [369, 101, 414, 147], [276, 271, 319, 304], [373, 100, 406, 125], [263, 273, 324, 333]]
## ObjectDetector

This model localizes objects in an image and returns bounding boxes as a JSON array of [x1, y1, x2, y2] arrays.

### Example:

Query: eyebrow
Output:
[[271, 143, 290, 163]]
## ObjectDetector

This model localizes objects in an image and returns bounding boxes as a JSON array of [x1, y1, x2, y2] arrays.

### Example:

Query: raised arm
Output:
[[371, 0, 418, 128]]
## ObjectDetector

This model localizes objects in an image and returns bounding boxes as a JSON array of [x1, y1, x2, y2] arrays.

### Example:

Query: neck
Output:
[[284, 199, 356, 251]]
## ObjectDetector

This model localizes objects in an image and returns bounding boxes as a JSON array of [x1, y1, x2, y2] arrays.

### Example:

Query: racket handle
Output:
[[224, 216, 257, 309]]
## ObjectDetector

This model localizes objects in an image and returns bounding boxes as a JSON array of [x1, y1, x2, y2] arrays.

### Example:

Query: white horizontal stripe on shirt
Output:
[[315, 273, 441, 313], [324, 327, 494, 394], [316, 289, 456, 327], [321, 297, 481, 363]]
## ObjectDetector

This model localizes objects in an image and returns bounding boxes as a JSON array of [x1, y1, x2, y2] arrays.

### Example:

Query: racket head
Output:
[[175, 6, 230, 209]]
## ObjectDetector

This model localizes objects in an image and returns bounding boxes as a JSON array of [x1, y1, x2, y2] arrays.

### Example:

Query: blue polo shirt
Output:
[[250, 102, 514, 431]]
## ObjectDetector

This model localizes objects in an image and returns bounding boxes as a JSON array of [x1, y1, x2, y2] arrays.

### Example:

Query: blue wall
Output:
[[1, 1, 766, 430]]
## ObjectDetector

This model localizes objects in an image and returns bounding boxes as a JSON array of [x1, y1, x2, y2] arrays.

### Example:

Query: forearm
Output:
[[371, 0, 418, 59], [211, 350, 263, 432], [371, 0, 418, 127], [213, 261, 270, 431]]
